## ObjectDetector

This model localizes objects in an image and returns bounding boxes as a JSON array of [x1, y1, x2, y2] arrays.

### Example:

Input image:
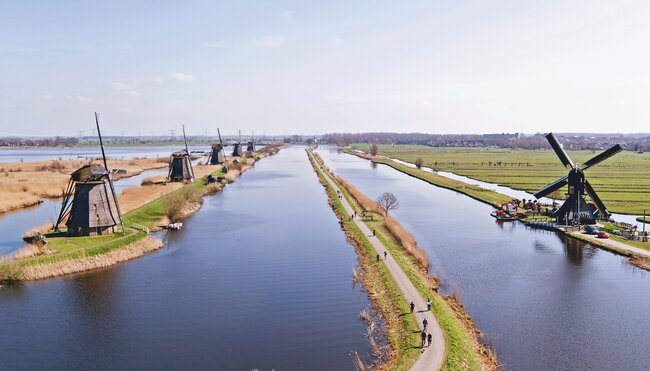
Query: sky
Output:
[[1, 0, 649, 137]]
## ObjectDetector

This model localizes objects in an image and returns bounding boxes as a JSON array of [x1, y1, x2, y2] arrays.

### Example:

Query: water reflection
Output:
[[0, 147, 374, 370], [318, 147, 650, 371]]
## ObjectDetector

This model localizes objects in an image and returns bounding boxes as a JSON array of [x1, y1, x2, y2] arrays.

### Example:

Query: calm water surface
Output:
[[318, 147, 650, 371], [0, 147, 373, 369], [0, 168, 167, 256]]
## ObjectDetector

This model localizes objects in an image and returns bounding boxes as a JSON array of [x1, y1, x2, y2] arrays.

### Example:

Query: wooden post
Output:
[[643, 210, 647, 242]]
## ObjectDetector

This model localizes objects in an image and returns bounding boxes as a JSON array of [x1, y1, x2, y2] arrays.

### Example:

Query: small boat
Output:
[[491, 209, 517, 221], [161, 222, 183, 230]]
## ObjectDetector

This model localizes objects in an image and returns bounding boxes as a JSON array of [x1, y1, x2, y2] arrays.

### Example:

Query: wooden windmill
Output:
[[55, 113, 124, 236], [246, 130, 256, 152], [167, 124, 195, 182], [534, 132, 622, 224], [209, 128, 226, 165], [232, 129, 243, 157]]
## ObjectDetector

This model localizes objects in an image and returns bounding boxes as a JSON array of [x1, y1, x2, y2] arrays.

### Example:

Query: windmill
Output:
[[232, 129, 243, 157], [534, 132, 622, 225], [55, 113, 124, 236], [247, 130, 256, 152], [209, 128, 226, 165], [167, 124, 195, 182]]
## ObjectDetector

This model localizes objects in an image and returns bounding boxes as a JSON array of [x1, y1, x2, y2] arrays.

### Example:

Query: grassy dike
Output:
[[308, 150, 495, 370], [1, 146, 285, 282], [344, 149, 512, 208]]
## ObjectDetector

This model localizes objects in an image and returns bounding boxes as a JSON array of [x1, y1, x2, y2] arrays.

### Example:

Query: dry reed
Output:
[[384, 216, 430, 270], [335, 176, 384, 214], [21, 236, 164, 280]]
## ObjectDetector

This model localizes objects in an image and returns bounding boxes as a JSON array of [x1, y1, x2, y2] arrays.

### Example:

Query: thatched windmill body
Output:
[[55, 113, 124, 236], [209, 128, 226, 165], [232, 129, 243, 157], [167, 124, 195, 183], [246, 131, 256, 152], [534, 132, 622, 225]]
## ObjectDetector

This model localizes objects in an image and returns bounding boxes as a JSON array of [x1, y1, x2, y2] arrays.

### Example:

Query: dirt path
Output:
[[313, 155, 445, 370]]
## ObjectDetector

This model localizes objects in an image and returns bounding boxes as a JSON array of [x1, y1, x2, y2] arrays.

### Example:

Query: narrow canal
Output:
[[0, 147, 373, 369], [317, 147, 650, 371]]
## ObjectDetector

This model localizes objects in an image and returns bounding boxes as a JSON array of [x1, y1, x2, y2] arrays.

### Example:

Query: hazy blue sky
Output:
[[1, 0, 649, 136]]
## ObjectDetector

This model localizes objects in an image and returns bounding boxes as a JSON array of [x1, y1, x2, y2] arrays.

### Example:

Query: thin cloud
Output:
[[169, 72, 195, 82], [250, 34, 285, 48], [282, 10, 293, 20], [110, 82, 141, 97]]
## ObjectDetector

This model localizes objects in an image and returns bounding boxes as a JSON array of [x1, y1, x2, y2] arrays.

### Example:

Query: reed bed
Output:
[[335, 176, 384, 214], [21, 236, 163, 280], [384, 217, 430, 271]]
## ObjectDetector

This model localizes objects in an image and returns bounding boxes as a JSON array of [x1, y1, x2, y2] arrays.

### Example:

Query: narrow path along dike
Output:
[[311, 151, 445, 370]]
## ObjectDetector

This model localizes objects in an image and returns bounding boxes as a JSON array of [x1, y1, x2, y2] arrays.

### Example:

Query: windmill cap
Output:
[[71, 164, 108, 182]]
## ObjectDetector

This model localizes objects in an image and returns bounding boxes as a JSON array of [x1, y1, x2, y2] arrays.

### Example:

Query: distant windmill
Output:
[[209, 128, 226, 165], [55, 113, 124, 236], [167, 124, 195, 182], [247, 130, 256, 152], [232, 129, 243, 157], [534, 132, 622, 225]]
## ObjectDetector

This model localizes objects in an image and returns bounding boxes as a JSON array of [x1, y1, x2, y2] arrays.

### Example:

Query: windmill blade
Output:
[[96, 112, 125, 232], [217, 128, 223, 146], [584, 180, 608, 214], [534, 175, 568, 199], [581, 144, 622, 171], [546, 132, 575, 168]]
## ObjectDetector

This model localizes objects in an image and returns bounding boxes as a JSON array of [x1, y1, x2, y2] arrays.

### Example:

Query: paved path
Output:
[[311, 152, 445, 371], [575, 232, 650, 258]]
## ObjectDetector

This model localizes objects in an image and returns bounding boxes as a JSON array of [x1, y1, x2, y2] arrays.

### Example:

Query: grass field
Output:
[[353, 144, 650, 215]]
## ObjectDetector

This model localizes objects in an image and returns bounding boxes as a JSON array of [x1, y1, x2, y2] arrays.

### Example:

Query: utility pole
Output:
[[169, 129, 176, 142]]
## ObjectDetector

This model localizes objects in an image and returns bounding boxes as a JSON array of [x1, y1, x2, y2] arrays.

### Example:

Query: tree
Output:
[[370, 143, 379, 156], [377, 192, 399, 216], [414, 158, 423, 169]]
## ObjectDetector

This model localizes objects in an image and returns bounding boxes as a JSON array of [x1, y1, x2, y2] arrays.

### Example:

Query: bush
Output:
[[370, 143, 379, 156], [414, 158, 423, 169], [163, 188, 202, 223]]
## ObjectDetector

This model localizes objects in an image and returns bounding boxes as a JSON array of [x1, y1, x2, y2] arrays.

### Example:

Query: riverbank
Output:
[[308, 149, 497, 370], [0, 157, 169, 214], [345, 148, 650, 269], [0, 145, 286, 282], [351, 144, 650, 215], [343, 148, 512, 208]]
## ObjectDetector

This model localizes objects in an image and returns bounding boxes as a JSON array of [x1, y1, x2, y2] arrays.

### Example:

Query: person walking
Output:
[[372, 229, 376, 236], [427, 333, 432, 347], [410, 301, 415, 313], [422, 318, 428, 331], [376, 254, 380, 262], [426, 298, 432, 311], [421, 330, 427, 349], [384, 251, 387, 259]]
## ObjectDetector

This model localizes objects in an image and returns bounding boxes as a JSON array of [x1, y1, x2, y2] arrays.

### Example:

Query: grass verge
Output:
[[308, 150, 495, 370]]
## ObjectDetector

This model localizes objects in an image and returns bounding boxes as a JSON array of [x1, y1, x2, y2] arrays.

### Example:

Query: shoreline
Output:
[[309, 149, 497, 370], [344, 148, 650, 270], [0, 145, 287, 282]]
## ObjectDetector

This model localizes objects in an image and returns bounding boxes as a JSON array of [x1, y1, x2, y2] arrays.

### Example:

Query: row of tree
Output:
[[324, 132, 650, 151]]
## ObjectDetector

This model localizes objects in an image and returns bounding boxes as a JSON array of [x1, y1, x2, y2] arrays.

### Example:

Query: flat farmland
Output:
[[353, 144, 650, 215]]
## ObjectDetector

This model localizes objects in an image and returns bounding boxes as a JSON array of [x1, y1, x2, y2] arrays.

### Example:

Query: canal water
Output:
[[0, 168, 168, 256], [0, 147, 374, 369], [317, 147, 650, 371]]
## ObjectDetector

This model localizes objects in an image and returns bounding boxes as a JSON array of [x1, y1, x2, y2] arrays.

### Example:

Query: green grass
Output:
[[4, 167, 229, 270], [309, 150, 485, 370], [353, 144, 650, 215], [352, 151, 513, 208]]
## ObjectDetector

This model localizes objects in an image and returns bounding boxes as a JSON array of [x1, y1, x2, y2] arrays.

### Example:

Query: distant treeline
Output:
[[0, 136, 79, 147], [324, 132, 650, 151]]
